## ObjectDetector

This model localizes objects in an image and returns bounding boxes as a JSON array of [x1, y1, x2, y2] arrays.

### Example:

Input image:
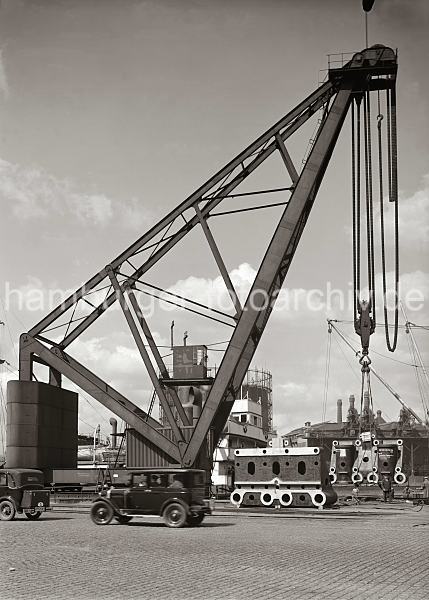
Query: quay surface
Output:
[[1, 502, 428, 600]]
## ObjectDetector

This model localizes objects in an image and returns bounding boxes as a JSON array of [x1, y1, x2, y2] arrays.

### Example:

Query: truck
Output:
[[0, 468, 50, 521]]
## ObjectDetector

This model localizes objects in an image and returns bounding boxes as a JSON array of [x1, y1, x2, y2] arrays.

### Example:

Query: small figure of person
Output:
[[351, 483, 360, 504], [404, 484, 411, 500], [379, 475, 392, 503], [423, 477, 429, 500], [168, 474, 184, 489]]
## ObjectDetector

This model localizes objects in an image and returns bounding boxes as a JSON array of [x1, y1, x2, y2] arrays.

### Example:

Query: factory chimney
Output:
[[337, 399, 343, 423], [349, 395, 355, 410]]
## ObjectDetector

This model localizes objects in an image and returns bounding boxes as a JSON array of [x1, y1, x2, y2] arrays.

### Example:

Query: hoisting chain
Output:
[[379, 87, 399, 351]]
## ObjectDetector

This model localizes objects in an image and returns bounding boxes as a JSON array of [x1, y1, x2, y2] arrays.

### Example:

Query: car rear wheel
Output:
[[0, 500, 16, 521], [115, 515, 133, 524], [186, 513, 205, 526], [25, 510, 42, 520], [163, 502, 187, 528], [90, 501, 114, 525]]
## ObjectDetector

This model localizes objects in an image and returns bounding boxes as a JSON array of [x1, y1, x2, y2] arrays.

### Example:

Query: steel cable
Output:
[[364, 90, 376, 319]]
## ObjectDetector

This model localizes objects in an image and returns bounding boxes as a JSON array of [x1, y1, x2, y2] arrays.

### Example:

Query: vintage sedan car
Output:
[[90, 468, 211, 528], [0, 468, 50, 521]]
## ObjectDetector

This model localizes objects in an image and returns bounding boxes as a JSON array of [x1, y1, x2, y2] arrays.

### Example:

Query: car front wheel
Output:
[[25, 510, 42, 520], [0, 500, 16, 521], [186, 513, 205, 526], [90, 501, 114, 525], [163, 502, 187, 528]]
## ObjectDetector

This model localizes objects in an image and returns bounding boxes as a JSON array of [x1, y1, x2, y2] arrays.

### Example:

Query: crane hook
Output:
[[355, 299, 375, 356]]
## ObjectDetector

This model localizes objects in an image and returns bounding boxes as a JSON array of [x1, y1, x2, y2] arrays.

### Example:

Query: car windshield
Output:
[[15, 472, 44, 487]]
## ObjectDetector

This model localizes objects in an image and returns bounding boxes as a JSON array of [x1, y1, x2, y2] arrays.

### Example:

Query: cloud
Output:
[[119, 197, 155, 232], [0, 158, 113, 225], [344, 175, 429, 251], [388, 178, 429, 247], [167, 262, 256, 314], [0, 158, 154, 229], [0, 49, 9, 99]]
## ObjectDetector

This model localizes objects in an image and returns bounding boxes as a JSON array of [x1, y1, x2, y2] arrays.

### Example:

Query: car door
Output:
[[125, 473, 150, 512], [141, 473, 170, 513]]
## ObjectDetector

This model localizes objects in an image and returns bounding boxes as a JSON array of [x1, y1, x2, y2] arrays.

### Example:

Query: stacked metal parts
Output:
[[230, 447, 337, 509], [329, 435, 406, 485]]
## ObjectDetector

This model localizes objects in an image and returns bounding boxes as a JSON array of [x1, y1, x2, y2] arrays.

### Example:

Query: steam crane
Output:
[[7, 45, 398, 476]]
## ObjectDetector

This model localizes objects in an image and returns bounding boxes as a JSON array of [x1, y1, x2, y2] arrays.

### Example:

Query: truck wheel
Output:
[[0, 500, 16, 521], [90, 501, 114, 525], [25, 510, 42, 520], [186, 513, 205, 526], [163, 502, 187, 528], [115, 515, 133, 524]]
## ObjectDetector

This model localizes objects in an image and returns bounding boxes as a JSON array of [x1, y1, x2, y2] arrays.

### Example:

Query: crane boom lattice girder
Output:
[[19, 335, 182, 461], [32, 87, 332, 351], [18, 45, 398, 468], [27, 81, 335, 343]]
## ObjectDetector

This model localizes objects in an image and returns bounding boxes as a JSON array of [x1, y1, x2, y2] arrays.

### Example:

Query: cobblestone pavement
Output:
[[1, 504, 428, 600]]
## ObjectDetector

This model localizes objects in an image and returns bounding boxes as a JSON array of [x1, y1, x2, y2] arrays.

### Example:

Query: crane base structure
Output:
[[7, 45, 398, 475]]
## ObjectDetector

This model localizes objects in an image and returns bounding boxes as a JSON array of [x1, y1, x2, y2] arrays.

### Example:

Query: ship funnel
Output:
[[109, 417, 118, 449]]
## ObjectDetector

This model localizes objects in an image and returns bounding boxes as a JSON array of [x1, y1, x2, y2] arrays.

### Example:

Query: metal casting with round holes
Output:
[[280, 492, 292, 507]]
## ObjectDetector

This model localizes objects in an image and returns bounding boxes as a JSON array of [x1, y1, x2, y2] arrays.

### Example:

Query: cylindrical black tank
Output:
[[6, 380, 78, 469]]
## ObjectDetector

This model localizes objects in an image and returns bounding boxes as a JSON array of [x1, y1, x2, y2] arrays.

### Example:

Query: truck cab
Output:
[[0, 468, 51, 521]]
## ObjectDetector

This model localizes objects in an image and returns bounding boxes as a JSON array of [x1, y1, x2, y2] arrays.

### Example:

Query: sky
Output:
[[0, 0, 428, 451]]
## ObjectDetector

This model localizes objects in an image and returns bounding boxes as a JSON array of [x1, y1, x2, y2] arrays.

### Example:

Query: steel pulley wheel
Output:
[[162, 502, 187, 528], [0, 500, 16, 521], [115, 515, 133, 524], [90, 501, 114, 525], [25, 510, 42, 520], [186, 513, 205, 527]]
